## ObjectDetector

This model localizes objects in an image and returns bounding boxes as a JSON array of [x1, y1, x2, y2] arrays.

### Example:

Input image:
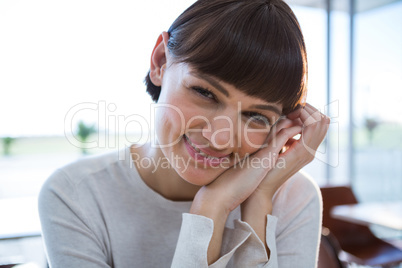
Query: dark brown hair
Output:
[[145, 0, 307, 114]]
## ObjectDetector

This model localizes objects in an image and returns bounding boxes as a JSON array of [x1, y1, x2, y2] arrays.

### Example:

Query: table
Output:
[[0, 196, 42, 240], [331, 201, 402, 231]]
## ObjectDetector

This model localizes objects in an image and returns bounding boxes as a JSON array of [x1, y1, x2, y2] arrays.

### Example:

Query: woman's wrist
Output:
[[241, 189, 273, 218], [190, 186, 231, 218], [240, 190, 273, 255], [190, 186, 231, 265]]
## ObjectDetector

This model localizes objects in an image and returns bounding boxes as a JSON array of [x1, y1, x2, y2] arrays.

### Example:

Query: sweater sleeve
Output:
[[171, 214, 278, 268], [38, 170, 112, 268]]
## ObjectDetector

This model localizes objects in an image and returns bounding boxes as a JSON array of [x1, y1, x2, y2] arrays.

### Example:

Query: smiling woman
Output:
[[38, 0, 330, 267]]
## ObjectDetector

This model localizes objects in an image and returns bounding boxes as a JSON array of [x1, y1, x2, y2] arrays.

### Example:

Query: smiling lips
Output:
[[183, 134, 230, 166]]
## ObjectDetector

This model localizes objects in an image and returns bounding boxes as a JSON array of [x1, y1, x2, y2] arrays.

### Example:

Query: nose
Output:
[[202, 114, 236, 150]]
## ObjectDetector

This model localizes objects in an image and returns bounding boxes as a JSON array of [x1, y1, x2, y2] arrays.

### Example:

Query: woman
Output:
[[39, 0, 329, 267]]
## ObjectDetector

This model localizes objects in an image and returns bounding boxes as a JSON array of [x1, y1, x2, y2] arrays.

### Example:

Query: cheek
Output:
[[155, 105, 186, 144]]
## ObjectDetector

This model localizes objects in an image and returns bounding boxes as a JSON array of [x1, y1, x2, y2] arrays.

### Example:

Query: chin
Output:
[[176, 165, 224, 186]]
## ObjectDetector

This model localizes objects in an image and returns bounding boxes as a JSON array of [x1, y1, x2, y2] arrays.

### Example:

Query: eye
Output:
[[191, 86, 217, 101], [243, 112, 271, 126]]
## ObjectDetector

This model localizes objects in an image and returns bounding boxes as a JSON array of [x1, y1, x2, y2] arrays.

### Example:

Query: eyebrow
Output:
[[251, 104, 282, 115], [190, 71, 229, 97], [190, 71, 282, 115]]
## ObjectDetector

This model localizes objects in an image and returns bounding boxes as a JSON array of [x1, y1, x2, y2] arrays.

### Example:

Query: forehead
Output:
[[166, 0, 306, 115]]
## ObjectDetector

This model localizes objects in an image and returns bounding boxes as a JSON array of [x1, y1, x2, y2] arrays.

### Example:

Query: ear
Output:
[[149, 31, 169, 87]]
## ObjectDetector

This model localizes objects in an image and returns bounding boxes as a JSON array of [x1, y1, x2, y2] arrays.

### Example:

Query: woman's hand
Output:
[[248, 103, 330, 200], [190, 115, 301, 217], [192, 103, 329, 217], [240, 103, 330, 253]]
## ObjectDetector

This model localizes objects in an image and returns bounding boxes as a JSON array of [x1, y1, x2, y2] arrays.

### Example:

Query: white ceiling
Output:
[[286, 0, 401, 12]]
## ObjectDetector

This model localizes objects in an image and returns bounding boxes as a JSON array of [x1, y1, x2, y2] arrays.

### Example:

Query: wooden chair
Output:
[[320, 185, 402, 267], [318, 227, 346, 268]]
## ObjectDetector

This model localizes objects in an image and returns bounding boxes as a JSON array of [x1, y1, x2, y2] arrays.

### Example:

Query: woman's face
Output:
[[154, 63, 283, 186]]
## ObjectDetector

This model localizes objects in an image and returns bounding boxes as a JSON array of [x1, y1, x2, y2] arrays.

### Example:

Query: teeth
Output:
[[185, 135, 220, 160]]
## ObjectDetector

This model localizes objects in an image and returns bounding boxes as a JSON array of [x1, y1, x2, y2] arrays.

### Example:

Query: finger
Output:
[[250, 124, 302, 167], [299, 105, 330, 130], [299, 107, 319, 127], [274, 117, 303, 131], [286, 107, 328, 154], [286, 104, 304, 120], [304, 104, 324, 123], [266, 125, 302, 153], [266, 118, 301, 148], [269, 118, 302, 145], [304, 104, 331, 126], [298, 119, 330, 155]]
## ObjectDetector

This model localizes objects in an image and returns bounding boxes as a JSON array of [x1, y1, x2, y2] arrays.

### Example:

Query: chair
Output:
[[320, 185, 402, 267], [318, 227, 346, 268], [0, 264, 39, 268], [0, 257, 22, 268]]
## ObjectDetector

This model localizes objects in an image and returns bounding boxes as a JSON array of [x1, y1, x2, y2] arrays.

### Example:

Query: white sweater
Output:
[[38, 147, 322, 268]]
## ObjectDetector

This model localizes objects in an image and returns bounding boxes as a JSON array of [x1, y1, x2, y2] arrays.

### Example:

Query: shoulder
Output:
[[38, 148, 137, 222], [275, 170, 321, 203], [63, 150, 124, 182], [39, 147, 134, 201], [48, 148, 129, 186]]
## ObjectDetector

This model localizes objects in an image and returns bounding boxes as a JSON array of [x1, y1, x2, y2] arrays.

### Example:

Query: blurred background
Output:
[[0, 0, 401, 267]]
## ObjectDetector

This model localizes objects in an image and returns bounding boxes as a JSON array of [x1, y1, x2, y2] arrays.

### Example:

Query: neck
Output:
[[130, 143, 201, 201]]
